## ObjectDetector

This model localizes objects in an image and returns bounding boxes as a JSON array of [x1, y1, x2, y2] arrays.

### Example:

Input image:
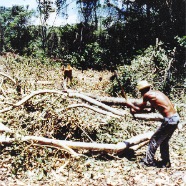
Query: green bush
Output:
[[108, 39, 185, 97]]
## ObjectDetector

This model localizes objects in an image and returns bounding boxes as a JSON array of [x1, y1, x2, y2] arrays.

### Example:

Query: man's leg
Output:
[[160, 124, 177, 167], [142, 122, 170, 165]]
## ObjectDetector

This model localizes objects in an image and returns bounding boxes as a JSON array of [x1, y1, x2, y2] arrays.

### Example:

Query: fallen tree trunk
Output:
[[4, 93, 178, 122], [80, 93, 185, 108], [51, 131, 153, 152], [0, 133, 153, 153], [67, 92, 127, 116], [57, 103, 120, 118], [0, 89, 127, 117], [129, 140, 149, 151], [134, 113, 163, 121], [90, 96, 141, 105], [0, 88, 183, 124], [0, 135, 80, 157], [1, 118, 185, 156], [0, 121, 154, 153], [79, 94, 151, 107]]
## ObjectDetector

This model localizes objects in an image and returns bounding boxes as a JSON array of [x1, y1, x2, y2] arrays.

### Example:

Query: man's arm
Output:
[[125, 100, 147, 114]]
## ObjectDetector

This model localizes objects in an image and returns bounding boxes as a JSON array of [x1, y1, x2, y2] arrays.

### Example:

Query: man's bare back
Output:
[[143, 90, 176, 117], [128, 81, 179, 168]]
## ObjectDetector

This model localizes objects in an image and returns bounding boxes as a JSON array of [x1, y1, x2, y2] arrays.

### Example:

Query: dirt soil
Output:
[[0, 62, 185, 186]]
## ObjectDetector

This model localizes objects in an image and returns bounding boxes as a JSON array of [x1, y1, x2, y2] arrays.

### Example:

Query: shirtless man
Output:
[[63, 64, 73, 84], [126, 80, 180, 168]]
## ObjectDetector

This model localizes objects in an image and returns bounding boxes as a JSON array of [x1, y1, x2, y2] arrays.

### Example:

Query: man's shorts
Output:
[[164, 113, 180, 125]]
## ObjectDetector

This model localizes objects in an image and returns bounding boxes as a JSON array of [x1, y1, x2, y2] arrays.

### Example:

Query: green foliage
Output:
[[0, 0, 184, 73], [27, 39, 45, 58], [37, 0, 55, 22], [108, 39, 185, 97], [175, 36, 186, 48], [83, 42, 105, 69], [0, 6, 34, 54]]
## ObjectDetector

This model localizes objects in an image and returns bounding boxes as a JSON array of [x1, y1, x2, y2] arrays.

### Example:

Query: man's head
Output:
[[137, 80, 151, 94]]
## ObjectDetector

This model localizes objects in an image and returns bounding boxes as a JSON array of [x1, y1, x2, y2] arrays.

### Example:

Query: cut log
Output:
[[134, 113, 164, 121], [79, 93, 185, 108], [57, 103, 120, 118], [67, 92, 127, 116], [115, 131, 153, 152], [0, 132, 153, 154], [0, 122, 154, 153], [80, 94, 151, 107], [129, 140, 149, 151], [0, 123, 12, 133], [0, 132, 153, 153]]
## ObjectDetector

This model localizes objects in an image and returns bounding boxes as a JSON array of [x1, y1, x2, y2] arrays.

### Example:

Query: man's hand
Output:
[[130, 108, 137, 114]]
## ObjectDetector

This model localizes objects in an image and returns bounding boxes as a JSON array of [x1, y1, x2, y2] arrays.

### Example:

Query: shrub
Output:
[[108, 39, 185, 97]]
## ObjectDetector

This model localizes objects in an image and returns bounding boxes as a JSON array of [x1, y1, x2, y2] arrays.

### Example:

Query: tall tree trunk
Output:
[[0, 22, 3, 54]]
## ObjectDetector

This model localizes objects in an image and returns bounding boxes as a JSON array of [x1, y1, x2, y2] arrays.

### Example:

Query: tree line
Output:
[[0, 0, 185, 78]]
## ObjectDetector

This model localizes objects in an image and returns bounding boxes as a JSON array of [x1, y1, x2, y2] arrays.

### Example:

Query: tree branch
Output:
[[0, 122, 79, 157], [67, 92, 127, 116], [0, 122, 154, 153], [0, 72, 16, 84], [0, 89, 66, 113], [0, 134, 80, 157], [57, 103, 120, 118]]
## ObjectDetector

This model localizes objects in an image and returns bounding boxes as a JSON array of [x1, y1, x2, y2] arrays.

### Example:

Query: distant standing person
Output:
[[126, 80, 180, 168], [63, 64, 73, 84]]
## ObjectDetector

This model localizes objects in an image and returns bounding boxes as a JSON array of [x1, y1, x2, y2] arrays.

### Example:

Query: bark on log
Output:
[[0, 123, 12, 133], [0, 122, 154, 153], [80, 94, 142, 106], [129, 140, 149, 151], [0, 87, 182, 124], [67, 92, 127, 116], [0, 131, 153, 153], [0, 88, 177, 122], [115, 132, 153, 152], [0, 135, 80, 157], [80, 93, 185, 108], [79, 93, 152, 106], [134, 113, 164, 121], [57, 103, 120, 118]]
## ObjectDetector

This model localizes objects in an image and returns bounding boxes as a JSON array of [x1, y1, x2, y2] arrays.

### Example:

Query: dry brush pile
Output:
[[0, 54, 185, 186]]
